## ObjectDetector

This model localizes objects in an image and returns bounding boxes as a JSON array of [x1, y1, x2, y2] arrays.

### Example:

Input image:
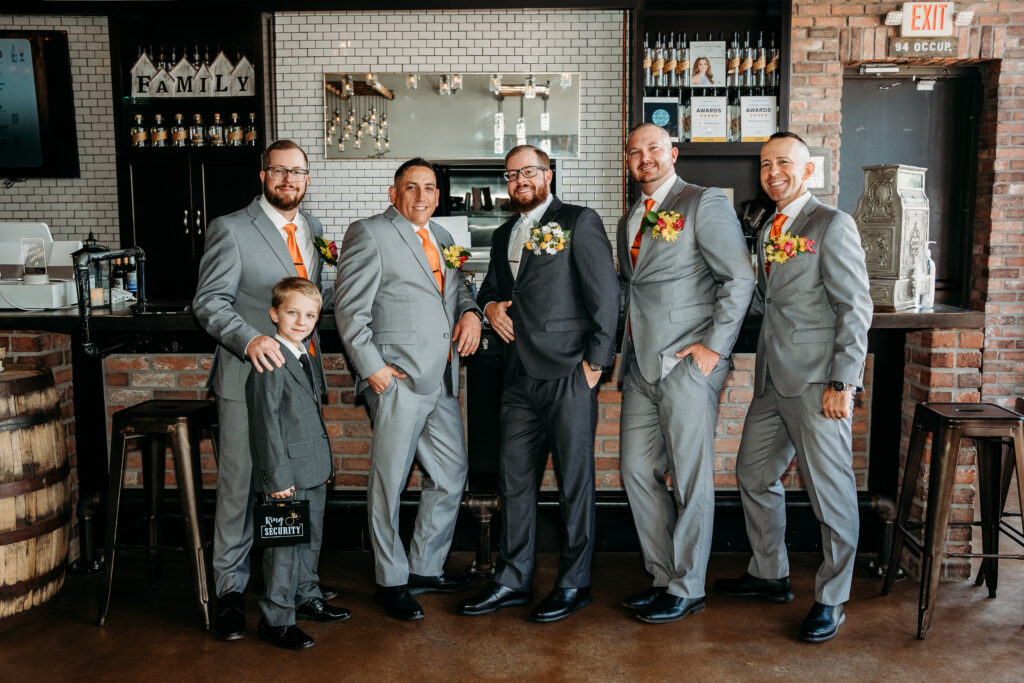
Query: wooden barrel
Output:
[[0, 365, 71, 627]]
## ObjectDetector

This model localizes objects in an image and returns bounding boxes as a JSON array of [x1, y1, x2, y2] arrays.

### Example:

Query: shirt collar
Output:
[[274, 334, 305, 359], [642, 174, 677, 208], [258, 194, 304, 231], [775, 191, 812, 221]]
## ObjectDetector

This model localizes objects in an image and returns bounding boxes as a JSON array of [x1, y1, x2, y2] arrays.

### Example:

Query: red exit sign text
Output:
[[900, 2, 954, 37]]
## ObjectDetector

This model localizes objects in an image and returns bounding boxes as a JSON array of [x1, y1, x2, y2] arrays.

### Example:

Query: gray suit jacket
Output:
[[333, 205, 480, 396], [245, 351, 333, 494], [193, 197, 328, 402], [750, 195, 873, 398], [618, 177, 755, 385]]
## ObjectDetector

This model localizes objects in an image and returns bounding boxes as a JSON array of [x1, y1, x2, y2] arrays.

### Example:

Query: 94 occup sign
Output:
[[888, 37, 958, 58]]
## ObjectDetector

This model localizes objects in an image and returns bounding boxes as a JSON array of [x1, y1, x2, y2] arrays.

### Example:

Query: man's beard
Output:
[[264, 182, 304, 211], [508, 182, 549, 213]]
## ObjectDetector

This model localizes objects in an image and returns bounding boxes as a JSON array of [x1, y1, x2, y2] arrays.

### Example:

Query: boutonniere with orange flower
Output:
[[442, 244, 471, 269], [527, 221, 570, 255], [314, 236, 338, 266], [764, 231, 816, 266], [641, 210, 685, 242]]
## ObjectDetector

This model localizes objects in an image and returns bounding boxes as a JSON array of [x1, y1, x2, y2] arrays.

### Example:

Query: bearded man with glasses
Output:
[[194, 139, 340, 641]]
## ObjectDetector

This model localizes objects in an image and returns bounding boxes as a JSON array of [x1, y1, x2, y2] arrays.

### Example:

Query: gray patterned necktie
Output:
[[508, 215, 531, 280]]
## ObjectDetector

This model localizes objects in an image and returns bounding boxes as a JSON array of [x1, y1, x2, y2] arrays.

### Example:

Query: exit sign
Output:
[[900, 2, 955, 37]]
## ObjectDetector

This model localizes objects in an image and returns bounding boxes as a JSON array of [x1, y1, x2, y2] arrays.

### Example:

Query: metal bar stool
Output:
[[882, 402, 1024, 639], [97, 400, 218, 629]]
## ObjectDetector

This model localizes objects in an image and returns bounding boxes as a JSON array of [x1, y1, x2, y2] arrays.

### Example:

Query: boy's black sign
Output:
[[253, 499, 311, 547]]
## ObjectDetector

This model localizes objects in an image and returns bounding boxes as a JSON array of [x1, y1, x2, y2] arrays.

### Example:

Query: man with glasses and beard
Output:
[[194, 139, 341, 641], [457, 145, 618, 623]]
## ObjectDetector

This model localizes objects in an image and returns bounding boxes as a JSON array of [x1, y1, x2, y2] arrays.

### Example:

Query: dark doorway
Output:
[[839, 68, 981, 306]]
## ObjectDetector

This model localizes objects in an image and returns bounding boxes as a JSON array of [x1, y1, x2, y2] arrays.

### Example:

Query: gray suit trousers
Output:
[[214, 396, 256, 596], [620, 351, 728, 599], [364, 378, 468, 587], [736, 374, 859, 605], [259, 484, 325, 626]]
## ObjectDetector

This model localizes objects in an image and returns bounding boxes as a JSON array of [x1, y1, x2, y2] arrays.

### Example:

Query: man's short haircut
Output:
[[625, 122, 671, 148], [505, 144, 550, 169], [768, 131, 808, 148], [262, 140, 308, 170], [271, 276, 322, 310], [394, 157, 435, 185]]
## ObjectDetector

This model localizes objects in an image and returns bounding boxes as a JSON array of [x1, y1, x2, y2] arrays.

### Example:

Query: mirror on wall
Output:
[[323, 72, 580, 160]]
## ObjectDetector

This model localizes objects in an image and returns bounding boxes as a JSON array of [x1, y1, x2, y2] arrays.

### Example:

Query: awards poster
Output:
[[740, 96, 777, 142], [0, 39, 42, 167], [688, 40, 726, 89], [691, 96, 727, 142]]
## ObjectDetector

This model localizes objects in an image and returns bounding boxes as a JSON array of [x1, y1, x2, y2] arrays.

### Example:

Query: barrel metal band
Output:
[[0, 404, 62, 434], [0, 563, 66, 599], [0, 464, 70, 498], [0, 507, 71, 545]]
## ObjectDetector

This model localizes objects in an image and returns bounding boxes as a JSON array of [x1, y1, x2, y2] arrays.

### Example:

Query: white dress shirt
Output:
[[772, 191, 813, 232]]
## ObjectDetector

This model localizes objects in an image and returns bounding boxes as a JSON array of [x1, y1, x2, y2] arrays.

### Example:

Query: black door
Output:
[[839, 70, 981, 306], [193, 150, 262, 284]]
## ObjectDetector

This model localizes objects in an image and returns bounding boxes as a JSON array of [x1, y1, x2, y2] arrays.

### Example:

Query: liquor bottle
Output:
[[741, 31, 754, 92], [643, 33, 653, 91], [130, 114, 149, 148], [226, 112, 244, 146], [170, 113, 188, 147], [679, 32, 690, 142], [653, 33, 665, 91], [193, 44, 201, 65], [665, 33, 678, 91], [156, 45, 166, 72], [245, 113, 258, 146], [766, 32, 780, 95], [727, 33, 741, 142], [150, 114, 167, 147], [190, 113, 205, 146], [111, 258, 125, 291], [170, 45, 177, 67], [208, 112, 225, 146], [125, 257, 138, 294], [754, 31, 767, 91]]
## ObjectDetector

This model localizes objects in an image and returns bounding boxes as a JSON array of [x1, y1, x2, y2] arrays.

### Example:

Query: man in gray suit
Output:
[[194, 140, 332, 640], [334, 158, 482, 621], [618, 123, 755, 624], [713, 132, 872, 643]]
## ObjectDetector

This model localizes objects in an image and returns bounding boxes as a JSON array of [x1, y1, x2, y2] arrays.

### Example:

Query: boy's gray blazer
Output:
[[617, 177, 755, 385], [333, 205, 480, 396], [750, 194, 873, 397], [245, 352, 333, 495], [193, 197, 329, 402]]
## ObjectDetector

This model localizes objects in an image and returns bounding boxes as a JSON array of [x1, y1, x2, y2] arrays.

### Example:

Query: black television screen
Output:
[[0, 30, 80, 179]]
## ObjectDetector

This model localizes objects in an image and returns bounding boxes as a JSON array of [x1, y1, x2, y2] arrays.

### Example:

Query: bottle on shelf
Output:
[[741, 31, 754, 93], [226, 112, 244, 146], [156, 45, 167, 72], [190, 113, 205, 146], [125, 256, 138, 294], [766, 32, 780, 96], [150, 114, 167, 147], [208, 112, 225, 146], [754, 31, 767, 92], [643, 33, 653, 91], [727, 33, 741, 142], [244, 113, 258, 146], [130, 114, 148, 148], [679, 32, 690, 142], [111, 258, 125, 291], [665, 33, 678, 92], [652, 33, 665, 92], [170, 113, 188, 147]]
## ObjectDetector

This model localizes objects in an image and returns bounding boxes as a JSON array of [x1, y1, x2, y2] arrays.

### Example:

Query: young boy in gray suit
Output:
[[246, 277, 349, 650]]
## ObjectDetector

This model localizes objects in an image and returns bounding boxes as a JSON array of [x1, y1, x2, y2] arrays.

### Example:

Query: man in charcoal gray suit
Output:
[[457, 144, 619, 623], [193, 140, 338, 640], [618, 123, 755, 624], [713, 131, 872, 643], [334, 158, 482, 621]]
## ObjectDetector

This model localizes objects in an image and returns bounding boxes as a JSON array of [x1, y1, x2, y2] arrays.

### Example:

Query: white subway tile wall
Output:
[[1, 16, 118, 244], [273, 9, 628, 285]]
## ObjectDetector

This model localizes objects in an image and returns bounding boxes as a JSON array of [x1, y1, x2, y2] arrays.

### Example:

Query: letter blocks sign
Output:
[[130, 51, 255, 98]]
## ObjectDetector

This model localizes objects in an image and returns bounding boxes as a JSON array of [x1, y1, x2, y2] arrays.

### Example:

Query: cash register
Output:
[[0, 222, 82, 309]]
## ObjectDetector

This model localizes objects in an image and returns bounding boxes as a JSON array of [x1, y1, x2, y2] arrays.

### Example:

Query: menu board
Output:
[[0, 39, 43, 168]]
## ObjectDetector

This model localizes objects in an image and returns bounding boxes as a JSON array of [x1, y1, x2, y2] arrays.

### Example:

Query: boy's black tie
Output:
[[298, 353, 318, 395]]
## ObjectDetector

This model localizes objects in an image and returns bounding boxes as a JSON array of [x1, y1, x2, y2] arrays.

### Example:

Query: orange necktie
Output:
[[283, 223, 308, 280], [630, 197, 657, 268], [417, 227, 443, 294], [282, 222, 314, 355], [764, 213, 787, 275]]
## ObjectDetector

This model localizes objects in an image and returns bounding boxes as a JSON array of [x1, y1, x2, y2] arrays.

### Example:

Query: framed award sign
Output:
[[643, 97, 680, 141]]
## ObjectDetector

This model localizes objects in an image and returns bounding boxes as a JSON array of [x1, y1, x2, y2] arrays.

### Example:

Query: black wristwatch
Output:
[[588, 362, 604, 372], [468, 309, 484, 321], [830, 381, 849, 392]]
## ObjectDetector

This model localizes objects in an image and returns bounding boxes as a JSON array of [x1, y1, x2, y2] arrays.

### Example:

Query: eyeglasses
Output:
[[265, 167, 310, 179], [503, 165, 548, 182]]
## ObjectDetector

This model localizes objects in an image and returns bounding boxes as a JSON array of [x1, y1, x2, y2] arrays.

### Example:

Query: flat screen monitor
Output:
[[0, 30, 80, 179]]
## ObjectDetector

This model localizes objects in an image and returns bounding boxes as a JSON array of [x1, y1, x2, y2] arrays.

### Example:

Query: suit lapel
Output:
[[494, 217, 516, 289], [634, 177, 686, 277], [432, 222, 457, 299], [518, 196, 563, 280], [299, 208, 322, 284], [285, 354, 317, 399], [765, 195, 818, 288], [620, 198, 642, 280], [385, 205, 439, 292], [249, 200, 295, 274]]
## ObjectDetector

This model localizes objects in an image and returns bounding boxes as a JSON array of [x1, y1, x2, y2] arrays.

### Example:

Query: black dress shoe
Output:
[[799, 602, 845, 643], [622, 587, 666, 610], [257, 618, 314, 650], [296, 597, 352, 623], [214, 591, 245, 640], [408, 572, 472, 595], [457, 582, 533, 616], [319, 583, 338, 601], [373, 585, 425, 621], [636, 594, 706, 624], [529, 587, 593, 623], [712, 572, 794, 603]]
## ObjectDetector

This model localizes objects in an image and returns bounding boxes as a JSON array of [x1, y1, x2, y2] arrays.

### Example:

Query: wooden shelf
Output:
[[674, 142, 765, 157]]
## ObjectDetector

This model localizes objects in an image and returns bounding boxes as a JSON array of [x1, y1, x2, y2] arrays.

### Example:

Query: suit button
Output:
[[444, 332, 450, 339], [765, 297, 771, 304]]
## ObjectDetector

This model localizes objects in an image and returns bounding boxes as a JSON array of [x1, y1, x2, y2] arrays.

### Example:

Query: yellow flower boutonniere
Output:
[[764, 231, 816, 266], [442, 244, 471, 269], [527, 221, 570, 255], [641, 210, 685, 242], [314, 236, 338, 266]]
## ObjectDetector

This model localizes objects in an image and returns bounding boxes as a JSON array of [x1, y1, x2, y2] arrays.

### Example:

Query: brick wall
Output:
[[0, 331, 79, 562], [0, 15, 118, 245]]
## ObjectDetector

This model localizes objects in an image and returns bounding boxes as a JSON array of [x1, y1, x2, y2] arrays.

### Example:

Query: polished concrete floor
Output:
[[3, 547, 1023, 682]]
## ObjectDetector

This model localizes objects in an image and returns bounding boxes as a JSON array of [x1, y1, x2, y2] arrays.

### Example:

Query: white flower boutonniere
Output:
[[526, 221, 571, 255]]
